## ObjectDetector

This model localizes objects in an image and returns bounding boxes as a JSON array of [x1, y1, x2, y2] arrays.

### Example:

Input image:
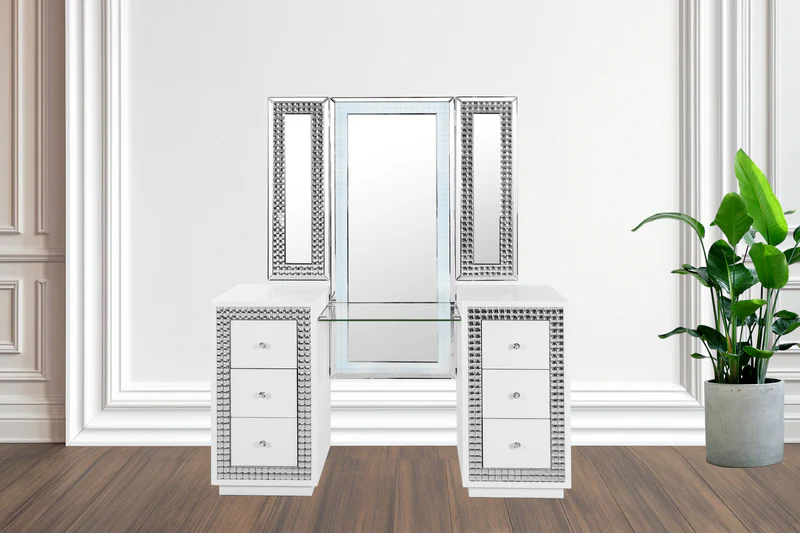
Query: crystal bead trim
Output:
[[215, 307, 312, 480], [270, 100, 327, 279], [467, 307, 566, 483], [458, 99, 516, 279]]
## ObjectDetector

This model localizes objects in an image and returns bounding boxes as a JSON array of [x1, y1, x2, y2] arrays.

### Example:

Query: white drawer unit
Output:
[[231, 369, 298, 418], [482, 370, 550, 419], [482, 419, 552, 469], [482, 320, 550, 370], [231, 418, 298, 467], [231, 319, 298, 369], [457, 286, 570, 499], [212, 283, 331, 496]]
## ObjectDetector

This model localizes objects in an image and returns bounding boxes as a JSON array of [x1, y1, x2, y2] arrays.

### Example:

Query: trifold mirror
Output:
[[268, 97, 517, 377]]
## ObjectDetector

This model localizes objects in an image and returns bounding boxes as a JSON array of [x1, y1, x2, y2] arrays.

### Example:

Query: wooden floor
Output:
[[1, 445, 799, 533]]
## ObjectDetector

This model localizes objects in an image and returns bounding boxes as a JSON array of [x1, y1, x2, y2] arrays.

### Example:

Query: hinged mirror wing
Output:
[[456, 97, 518, 280], [267, 98, 329, 280]]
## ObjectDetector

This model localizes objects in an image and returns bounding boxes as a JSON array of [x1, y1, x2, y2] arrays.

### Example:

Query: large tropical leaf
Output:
[[671, 267, 711, 288], [659, 327, 701, 339], [777, 343, 800, 351], [785, 247, 800, 266], [711, 192, 753, 246], [632, 213, 705, 241], [690, 353, 709, 359], [735, 149, 788, 245], [744, 346, 775, 359], [795, 225, 800, 242], [773, 318, 800, 337], [775, 310, 799, 320], [707, 240, 758, 296], [744, 229, 757, 246], [750, 243, 790, 289], [731, 299, 768, 319], [697, 325, 728, 352]]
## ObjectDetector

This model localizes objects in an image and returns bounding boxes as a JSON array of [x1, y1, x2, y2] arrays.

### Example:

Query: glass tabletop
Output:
[[318, 302, 461, 322]]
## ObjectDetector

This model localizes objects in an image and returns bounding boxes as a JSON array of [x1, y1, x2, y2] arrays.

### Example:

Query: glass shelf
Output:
[[318, 302, 460, 322]]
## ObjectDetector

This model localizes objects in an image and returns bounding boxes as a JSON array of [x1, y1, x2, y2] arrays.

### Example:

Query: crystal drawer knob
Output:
[[512, 442, 521, 449], [258, 342, 268, 349], [259, 440, 268, 448], [512, 343, 520, 350], [258, 391, 267, 398], [512, 392, 521, 399]]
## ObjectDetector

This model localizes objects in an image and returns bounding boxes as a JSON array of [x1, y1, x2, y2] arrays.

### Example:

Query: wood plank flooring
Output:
[[0, 444, 798, 532]]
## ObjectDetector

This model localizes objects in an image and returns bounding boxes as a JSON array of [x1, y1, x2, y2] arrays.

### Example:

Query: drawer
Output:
[[482, 320, 549, 370], [483, 370, 550, 419], [231, 369, 297, 418], [231, 418, 298, 467], [231, 319, 297, 369], [482, 419, 551, 469]]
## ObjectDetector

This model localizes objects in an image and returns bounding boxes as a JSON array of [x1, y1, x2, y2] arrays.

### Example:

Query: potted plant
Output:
[[633, 149, 799, 467]]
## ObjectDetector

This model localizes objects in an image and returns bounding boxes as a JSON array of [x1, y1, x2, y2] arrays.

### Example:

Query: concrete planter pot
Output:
[[704, 379, 784, 467]]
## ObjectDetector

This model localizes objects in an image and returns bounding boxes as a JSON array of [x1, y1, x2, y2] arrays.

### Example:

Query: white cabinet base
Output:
[[219, 486, 315, 496], [468, 488, 564, 499]]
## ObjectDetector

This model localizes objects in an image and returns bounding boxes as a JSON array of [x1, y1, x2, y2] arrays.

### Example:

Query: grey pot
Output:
[[705, 379, 784, 467]]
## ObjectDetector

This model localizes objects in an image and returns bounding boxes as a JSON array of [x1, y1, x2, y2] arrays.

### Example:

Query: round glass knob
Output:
[[258, 342, 268, 349], [259, 440, 267, 448], [512, 442, 521, 449], [512, 343, 520, 350], [259, 391, 267, 398], [512, 392, 521, 399]]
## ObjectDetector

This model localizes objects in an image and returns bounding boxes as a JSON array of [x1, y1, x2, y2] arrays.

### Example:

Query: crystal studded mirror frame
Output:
[[267, 97, 330, 280], [455, 97, 518, 280]]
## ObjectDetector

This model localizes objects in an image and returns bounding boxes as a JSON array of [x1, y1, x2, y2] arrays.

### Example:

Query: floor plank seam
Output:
[[670, 447, 754, 533], [741, 463, 800, 532], [557, 498, 576, 533], [576, 447, 636, 533]]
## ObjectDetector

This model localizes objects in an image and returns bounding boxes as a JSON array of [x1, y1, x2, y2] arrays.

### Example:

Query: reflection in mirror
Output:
[[472, 114, 502, 264], [347, 114, 439, 363], [284, 114, 313, 264]]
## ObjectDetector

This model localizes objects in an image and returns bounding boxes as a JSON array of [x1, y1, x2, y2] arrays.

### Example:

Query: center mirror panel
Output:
[[332, 98, 454, 378]]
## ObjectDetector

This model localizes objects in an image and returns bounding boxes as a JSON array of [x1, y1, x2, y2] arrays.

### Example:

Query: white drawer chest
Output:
[[211, 283, 330, 496], [212, 284, 570, 498], [456, 286, 571, 498]]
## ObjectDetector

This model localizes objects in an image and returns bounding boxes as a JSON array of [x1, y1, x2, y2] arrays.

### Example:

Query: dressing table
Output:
[[211, 97, 570, 498]]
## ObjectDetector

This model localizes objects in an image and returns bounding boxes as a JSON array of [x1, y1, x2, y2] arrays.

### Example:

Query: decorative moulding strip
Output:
[[0, 249, 66, 262], [35, 0, 48, 235], [34, 279, 47, 380], [1, 0, 21, 235], [0, 280, 20, 355]]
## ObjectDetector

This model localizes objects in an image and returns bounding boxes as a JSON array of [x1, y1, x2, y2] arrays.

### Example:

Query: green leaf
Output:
[[659, 327, 701, 339], [690, 353, 709, 359], [743, 229, 757, 246], [775, 310, 799, 320], [735, 149, 788, 246], [773, 318, 800, 337], [786, 209, 797, 215], [777, 343, 800, 351], [731, 299, 768, 319], [795, 225, 800, 243], [632, 212, 705, 241], [750, 243, 790, 289], [671, 269, 710, 288], [707, 240, 758, 296], [784, 248, 800, 266], [744, 346, 775, 359], [697, 325, 728, 352], [711, 192, 754, 247]]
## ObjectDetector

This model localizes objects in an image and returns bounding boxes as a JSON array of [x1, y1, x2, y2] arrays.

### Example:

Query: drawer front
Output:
[[231, 319, 297, 369], [231, 369, 297, 418], [482, 320, 549, 370], [482, 419, 551, 469], [231, 418, 298, 467], [483, 370, 550, 419]]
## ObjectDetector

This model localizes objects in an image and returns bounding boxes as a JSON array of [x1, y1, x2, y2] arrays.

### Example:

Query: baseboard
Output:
[[0, 397, 65, 443]]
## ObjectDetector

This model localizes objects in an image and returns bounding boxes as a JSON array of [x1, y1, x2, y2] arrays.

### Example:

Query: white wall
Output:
[[65, 0, 797, 445]]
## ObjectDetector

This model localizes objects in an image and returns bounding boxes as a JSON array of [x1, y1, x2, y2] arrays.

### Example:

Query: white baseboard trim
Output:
[[0, 397, 66, 443]]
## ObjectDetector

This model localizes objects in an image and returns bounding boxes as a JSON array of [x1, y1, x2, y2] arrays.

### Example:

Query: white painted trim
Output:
[[0, 249, 66, 262], [35, 0, 47, 235]]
